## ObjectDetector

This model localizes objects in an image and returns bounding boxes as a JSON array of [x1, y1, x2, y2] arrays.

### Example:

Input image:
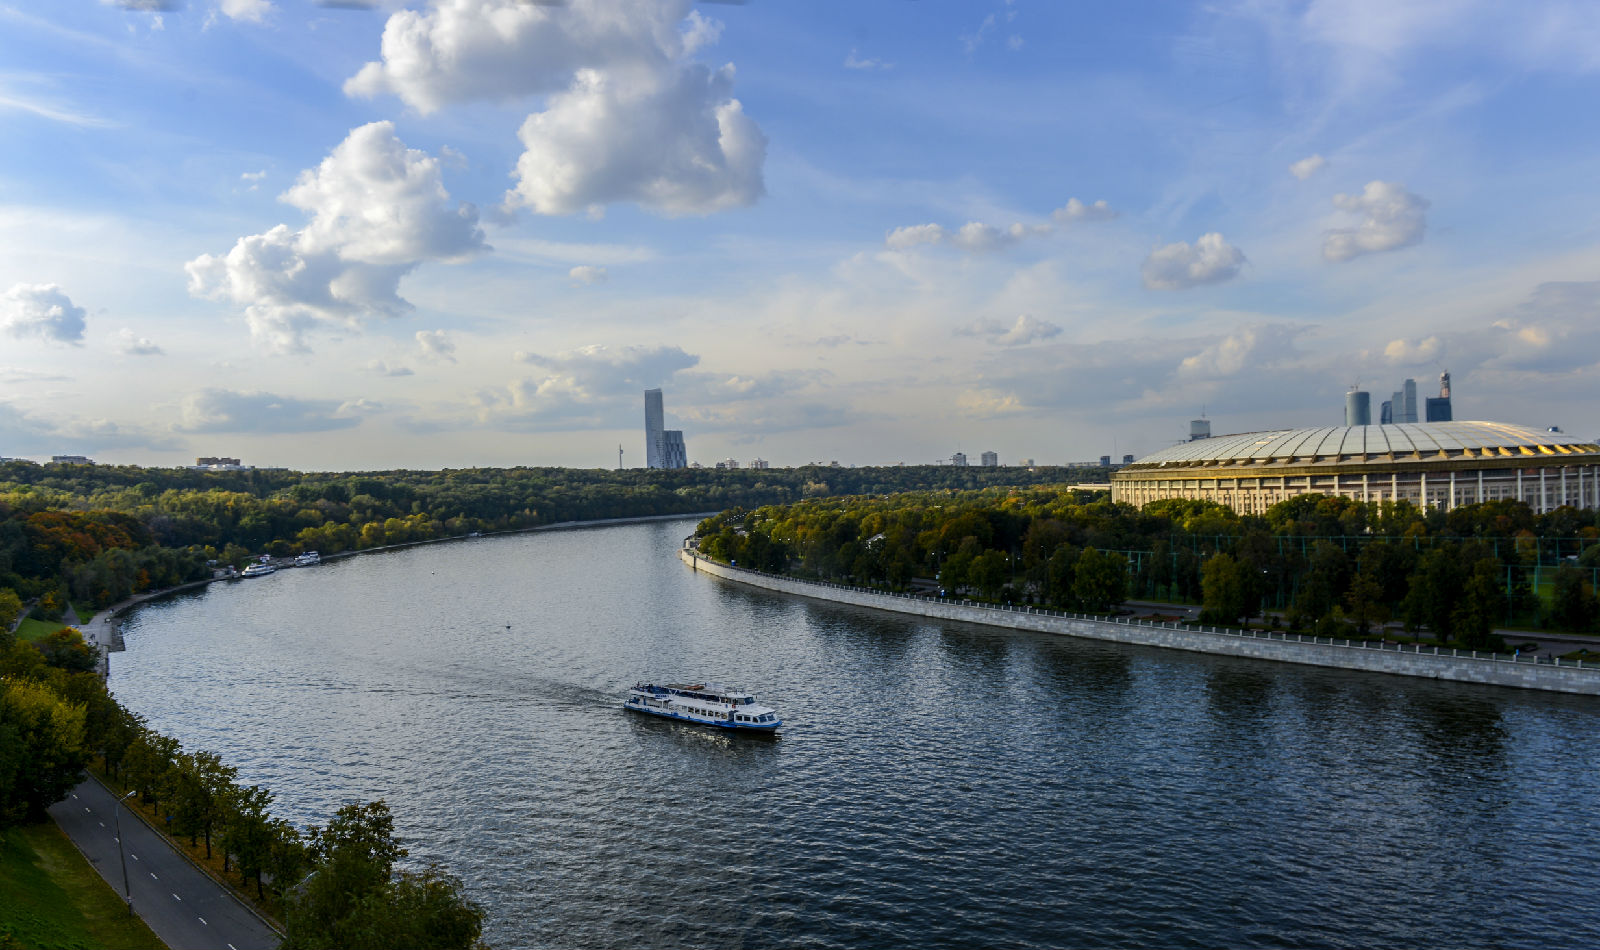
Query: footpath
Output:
[[682, 547, 1600, 696], [48, 775, 281, 950]]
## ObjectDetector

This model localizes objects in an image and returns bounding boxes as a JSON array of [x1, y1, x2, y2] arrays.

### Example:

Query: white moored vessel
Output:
[[295, 551, 321, 566], [240, 562, 275, 577], [625, 682, 782, 733]]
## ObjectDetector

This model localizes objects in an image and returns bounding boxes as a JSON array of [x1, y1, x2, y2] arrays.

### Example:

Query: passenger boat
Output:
[[294, 551, 321, 566], [624, 682, 782, 733], [240, 562, 276, 577]]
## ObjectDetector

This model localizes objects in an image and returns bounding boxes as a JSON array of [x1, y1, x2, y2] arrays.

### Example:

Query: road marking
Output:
[[198, 917, 208, 926], [150, 872, 158, 880], [130, 853, 139, 861], [84, 806, 91, 813], [72, 793, 78, 799], [228, 944, 238, 950], [172, 892, 181, 901], [98, 821, 105, 828]]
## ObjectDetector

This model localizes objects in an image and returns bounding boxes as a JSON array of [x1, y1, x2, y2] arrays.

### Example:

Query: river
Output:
[[110, 517, 1600, 949]]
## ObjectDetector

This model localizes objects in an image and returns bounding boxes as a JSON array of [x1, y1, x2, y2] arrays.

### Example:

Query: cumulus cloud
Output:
[[1141, 233, 1246, 290], [1383, 335, 1444, 364], [507, 63, 765, 216], [217, 0, 272, 22], [1178, 325, 1305, 379], [178, 388, 363, 433], [347, 0, 766, 218], [956, 313, 1063, 346], [1289, 154, 1327, 180], [415, 329, 456, 363], [1, 283, 87, 344], [488, 343, 699, 430], [569, 265, 608, 285], [186, 121, 486, 353], [367, 359, 414, 377], [116, 328, 164, 356], [1051, 198, 1118, 223], [1322, 180, 1428, 262], [885, 221, 1050, 253]]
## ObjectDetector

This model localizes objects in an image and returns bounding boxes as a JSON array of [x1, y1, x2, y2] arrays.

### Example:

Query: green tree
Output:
[[284, 800, 485, 950], [1200, 553, 1249, 626], [0, 589, 22, 633], [0, 676, 88, 825], [1547, 564, 1599, 633], [1072, 548, 1127, 613]]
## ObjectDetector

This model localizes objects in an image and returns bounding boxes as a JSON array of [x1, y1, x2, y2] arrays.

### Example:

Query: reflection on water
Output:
[[112, 518, 1600, 950]]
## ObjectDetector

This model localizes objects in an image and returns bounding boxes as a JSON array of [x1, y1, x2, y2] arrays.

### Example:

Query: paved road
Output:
[[49, 776, 282, 950]]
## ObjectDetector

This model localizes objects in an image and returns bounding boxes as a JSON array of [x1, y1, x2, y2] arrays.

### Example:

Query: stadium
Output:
[[1111, 421, 1600, 515]]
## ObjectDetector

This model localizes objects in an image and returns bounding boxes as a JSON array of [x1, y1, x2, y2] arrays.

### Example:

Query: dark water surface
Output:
[[111, 519, 1600, 949]]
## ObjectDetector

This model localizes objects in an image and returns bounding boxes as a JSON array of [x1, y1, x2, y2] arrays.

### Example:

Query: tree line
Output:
[[695, 488, 1600, 646], [0, 624, 486, 948], [0, 459, 1106, 615]]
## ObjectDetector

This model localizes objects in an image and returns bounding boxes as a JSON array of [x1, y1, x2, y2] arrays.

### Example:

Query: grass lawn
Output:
[[13, 617, 74, 643], [0, 822, 167, 950]]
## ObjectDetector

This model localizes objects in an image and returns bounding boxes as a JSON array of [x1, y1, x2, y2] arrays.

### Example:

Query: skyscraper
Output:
[[643, 389, 688, 469], [1345, 389, 1371, 426], [644, 389, 664, 468], [1425, 370, 1453, 422]]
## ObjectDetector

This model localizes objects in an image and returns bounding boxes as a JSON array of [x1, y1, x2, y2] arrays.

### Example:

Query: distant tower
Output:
[[980, 451, 998, 467], [1190, 418, 1211, 441], [1425, 370, 1453, 422], [644, 389, 664, 469], [951, 452, 968, 467], [644, 389, 688, 469], [1380, 400, 1393, 425], [1345, 389, 1371, 426]]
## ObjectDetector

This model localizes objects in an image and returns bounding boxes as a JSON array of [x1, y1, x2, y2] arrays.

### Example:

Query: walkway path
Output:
[[49, 775, 282, 950]]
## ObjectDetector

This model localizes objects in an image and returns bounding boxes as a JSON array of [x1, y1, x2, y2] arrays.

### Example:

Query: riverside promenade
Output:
[[680, 547, 1600, 696]]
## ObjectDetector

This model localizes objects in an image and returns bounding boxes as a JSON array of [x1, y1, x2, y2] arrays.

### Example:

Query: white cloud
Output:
[[884, 220, 1050, 253], [415, 329, 456, 363], [1, 283, 87, 344], [1141, 233, 1246, 290], [1051, 198, 1117, 223], [218, 0, 272, 23], [489, 343, 700, 430], [345, 0, 696, 113], [177, 388, 363, 433], [348, 0, 766, 218], [116, 328, 164, 356], [1382, 335, 1444, 364], [569, 265, 609, 285], [367, 359, 414, 377], [1178, 325, 1304, 379], [506, 63, 766, 217], [1323, 180, 1429, 262], [186, 121, 486, 353], [1289, 154, 1327, 180], [956, 313, 1063, 347], [844, 49, 892, 71]]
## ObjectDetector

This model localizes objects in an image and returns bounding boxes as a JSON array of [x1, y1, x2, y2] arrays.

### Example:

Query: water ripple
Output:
[[110, 518, 1600, 950]]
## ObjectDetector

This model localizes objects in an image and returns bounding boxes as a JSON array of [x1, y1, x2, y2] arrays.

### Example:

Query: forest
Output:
[[0, 459, 1104, 615], [694, 487, 1600, 648]]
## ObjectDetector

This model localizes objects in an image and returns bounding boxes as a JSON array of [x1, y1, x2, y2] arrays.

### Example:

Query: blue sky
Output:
[[3, 0, 1599, 470]]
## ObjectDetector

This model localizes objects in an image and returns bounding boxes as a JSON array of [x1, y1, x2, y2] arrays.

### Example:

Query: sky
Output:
[[2, 0, 1600, 471]]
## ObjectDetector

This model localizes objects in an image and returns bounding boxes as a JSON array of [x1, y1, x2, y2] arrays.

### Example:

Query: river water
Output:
[[110, 518, 1600, 949]]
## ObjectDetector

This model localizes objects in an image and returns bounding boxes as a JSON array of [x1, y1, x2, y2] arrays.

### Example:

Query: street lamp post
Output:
[[114, 789, 137, 915]]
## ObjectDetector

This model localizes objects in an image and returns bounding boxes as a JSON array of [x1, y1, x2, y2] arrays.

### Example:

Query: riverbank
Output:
[[680, 547, 1600, 696]]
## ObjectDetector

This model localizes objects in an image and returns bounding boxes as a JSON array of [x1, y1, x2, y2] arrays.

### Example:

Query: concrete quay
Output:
[[679, 548, 1600, 696]]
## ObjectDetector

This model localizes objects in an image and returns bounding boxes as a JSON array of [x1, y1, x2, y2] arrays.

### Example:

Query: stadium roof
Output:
[[1127, 421, 1600, 470]]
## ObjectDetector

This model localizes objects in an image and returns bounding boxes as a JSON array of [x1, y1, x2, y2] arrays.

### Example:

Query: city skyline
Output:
[[3, 2, 1600, 470]]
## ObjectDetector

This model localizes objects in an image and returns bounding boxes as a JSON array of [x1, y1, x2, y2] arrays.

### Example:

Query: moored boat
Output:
[[624, 682, 781, 733], [241, 562, 276, 577], [295, 551, 321, 566]]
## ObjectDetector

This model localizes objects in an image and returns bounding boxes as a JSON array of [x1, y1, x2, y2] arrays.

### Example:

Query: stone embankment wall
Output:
[[679, 548, 1600, 696]]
